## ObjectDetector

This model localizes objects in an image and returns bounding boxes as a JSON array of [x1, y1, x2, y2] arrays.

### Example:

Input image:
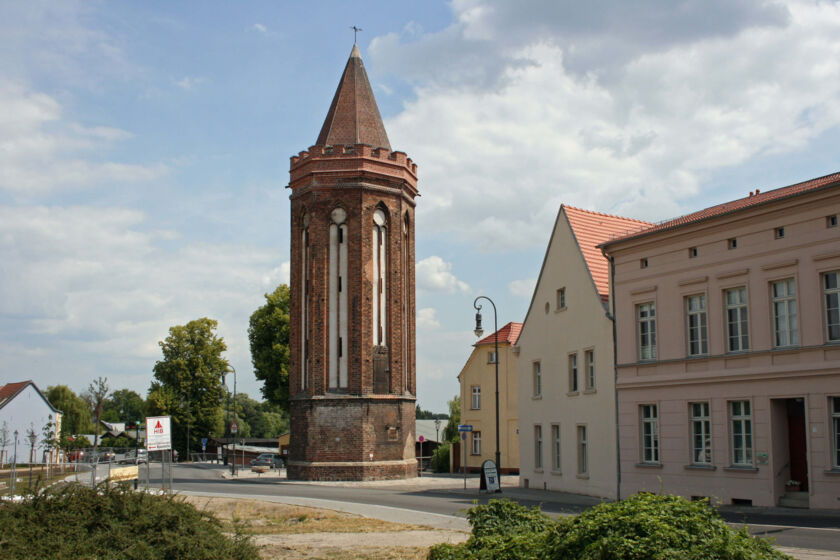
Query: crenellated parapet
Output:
[[289, 143, 418, 196]]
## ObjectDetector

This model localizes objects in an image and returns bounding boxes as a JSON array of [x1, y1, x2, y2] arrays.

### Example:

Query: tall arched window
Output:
[[402, 212, 410, 393], [300, 212, 310, 391], [372, 207, 387, 346], [329, 207, 348, 389]]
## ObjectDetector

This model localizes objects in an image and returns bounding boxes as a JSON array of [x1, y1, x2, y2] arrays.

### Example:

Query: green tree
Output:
[[102, 389, 146, 423], [83, 377, 110, 451], [248, 284, 290, 411], [149, 318, 228, 456], [443, 396, 461, 443], [46, 385, 92, 443]]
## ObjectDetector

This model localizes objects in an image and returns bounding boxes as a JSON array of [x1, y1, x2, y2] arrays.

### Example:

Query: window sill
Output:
[[532, 395, 542, 400], [533, 468, 544, 473], [723, 465, 758, 472], [554, 306, 567, 313], [684, 464, 716, 471], [824, 469, 840, 475], [635, 462, 662, 469], [576, 473, 590, 480], [566, 391, 579, 397], [583, 388, 597, 394], [550, 470, 562, 476], [686, 354, 709, 360]]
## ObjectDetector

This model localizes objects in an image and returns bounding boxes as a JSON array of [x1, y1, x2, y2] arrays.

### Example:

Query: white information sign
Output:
[[146, 416, 172, 451]]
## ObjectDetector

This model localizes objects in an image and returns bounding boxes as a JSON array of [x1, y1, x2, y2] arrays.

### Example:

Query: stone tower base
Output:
[[288, 395, 417, 481]]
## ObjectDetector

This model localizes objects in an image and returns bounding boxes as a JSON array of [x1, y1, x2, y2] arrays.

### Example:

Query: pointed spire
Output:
[[316, 45, 391, 151]]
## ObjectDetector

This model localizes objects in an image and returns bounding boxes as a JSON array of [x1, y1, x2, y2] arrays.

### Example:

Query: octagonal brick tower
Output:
[[287, 44, 418, 480]]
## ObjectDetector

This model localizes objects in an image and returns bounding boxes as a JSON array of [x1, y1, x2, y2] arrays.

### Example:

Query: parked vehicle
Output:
[[250, 453, 284, 469], [117, 449, 148, 464]]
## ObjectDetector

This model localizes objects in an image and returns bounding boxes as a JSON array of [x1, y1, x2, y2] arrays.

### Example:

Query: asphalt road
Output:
[[156, 463, 840, 553]]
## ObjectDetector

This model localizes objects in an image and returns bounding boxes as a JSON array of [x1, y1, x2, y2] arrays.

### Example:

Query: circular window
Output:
[[373, 208, 386, 226], [331, 207, 346, 224]]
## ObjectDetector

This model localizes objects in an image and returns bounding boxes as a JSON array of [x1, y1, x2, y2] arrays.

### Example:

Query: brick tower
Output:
[[287, 45, 418, 480]]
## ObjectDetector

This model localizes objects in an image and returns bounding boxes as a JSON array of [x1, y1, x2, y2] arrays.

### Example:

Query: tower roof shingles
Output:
[[316, 44, 391, 151]]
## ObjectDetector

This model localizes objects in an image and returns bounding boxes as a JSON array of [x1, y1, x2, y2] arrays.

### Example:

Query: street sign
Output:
[[481, 459, 501, 492], [201, 437, 208, 446], [458, 424, 473, 432], [418, 435, 425, 442], [461, 432, 467, 440], [231, 422, 238, 434], [146, 416, 171, 451]]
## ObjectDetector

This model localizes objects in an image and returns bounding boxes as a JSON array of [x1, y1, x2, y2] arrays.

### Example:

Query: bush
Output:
[[431, 443, 451, 473], [428, 494, 791, 560], [0, 483, 259, 560]]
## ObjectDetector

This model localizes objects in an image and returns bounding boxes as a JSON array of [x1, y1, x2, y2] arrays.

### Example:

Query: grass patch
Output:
[[186, 496, 428, 535]]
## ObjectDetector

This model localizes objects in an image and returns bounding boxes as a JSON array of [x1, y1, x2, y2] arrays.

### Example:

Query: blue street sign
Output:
[[458, 424, 473, 432], [201, 437, 208, 446], [461, 432, 467, 440]]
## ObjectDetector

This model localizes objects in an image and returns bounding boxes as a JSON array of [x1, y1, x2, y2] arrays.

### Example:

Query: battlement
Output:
[[290, 143, 417, 175]]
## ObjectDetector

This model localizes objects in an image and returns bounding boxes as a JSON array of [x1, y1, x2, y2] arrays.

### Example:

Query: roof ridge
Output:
[[562, 204, 652, 225]]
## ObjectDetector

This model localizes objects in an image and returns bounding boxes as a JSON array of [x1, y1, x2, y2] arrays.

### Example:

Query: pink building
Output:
[[602, 172, 840, 509]]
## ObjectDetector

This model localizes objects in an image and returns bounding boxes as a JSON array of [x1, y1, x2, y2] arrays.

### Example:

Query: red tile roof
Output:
[[563, 206, 651, 302], [475, 322, 523, 346], [0, 380, 32, 407], [604, 171, 840, 245]]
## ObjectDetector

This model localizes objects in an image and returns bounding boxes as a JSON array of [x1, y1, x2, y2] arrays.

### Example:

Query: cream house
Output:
[[516, 206, 649, 498], [458, 322, 521, 473]]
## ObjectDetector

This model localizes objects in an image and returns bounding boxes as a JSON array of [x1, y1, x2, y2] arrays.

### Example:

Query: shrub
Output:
[[427, 494, 791, 560], [0, 483, 259, 560], [431, 443, 451, 473]]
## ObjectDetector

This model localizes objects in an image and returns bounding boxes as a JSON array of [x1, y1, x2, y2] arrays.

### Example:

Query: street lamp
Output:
[[473, 295, 502, 491], [226, 366, 237, 475], [26, 427, 37, 488], [11, 429, 18, 494], [434, 418, 441, 444]]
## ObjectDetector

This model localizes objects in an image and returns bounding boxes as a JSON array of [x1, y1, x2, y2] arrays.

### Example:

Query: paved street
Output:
[[151, 463, 840, 555]]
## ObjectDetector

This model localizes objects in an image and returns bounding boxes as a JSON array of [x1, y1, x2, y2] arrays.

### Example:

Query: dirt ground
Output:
[[184, 496, 468, 560]]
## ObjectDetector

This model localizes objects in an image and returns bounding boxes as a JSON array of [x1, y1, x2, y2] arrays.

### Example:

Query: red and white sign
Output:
[[146, 416, 172, 451], [231, 422, 238, 434]]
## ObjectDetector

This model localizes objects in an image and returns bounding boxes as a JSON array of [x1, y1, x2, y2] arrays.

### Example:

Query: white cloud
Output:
[[416, 256, 470, 293], [417, 307, 441, 329], [174, 76, 205, 91], [508, 278, 536, 299], [253, 23, 267, 33], [376, 0, 840, 251], [0, 80, 166, 196]]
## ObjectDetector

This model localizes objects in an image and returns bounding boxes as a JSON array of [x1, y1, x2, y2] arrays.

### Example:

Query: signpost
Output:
[[481, 459, 501, 493], [458, 425, 473, 489], [146, 416, 172, 493]]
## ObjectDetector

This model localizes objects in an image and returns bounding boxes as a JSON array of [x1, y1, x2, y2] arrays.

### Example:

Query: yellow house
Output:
[[457, 322, 521, 473]]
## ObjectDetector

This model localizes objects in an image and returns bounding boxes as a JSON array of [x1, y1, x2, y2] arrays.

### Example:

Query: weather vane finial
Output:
[[350, 25, 363, 44]]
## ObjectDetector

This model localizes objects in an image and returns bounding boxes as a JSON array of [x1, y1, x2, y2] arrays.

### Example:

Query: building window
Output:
[[729, 400, 753, 466], [828, 215, 838, 228], [551, 424, 561, 472], [584, 350, 595, 390], [372, 208, 388, 346], [471, 431, 481, 455], [471, 386, 481, 410], [686, 294, 708, 356], [690, 402, 711, 465], [640, 404, 659, 464], [775, 226, 785, 239], [534, 425, 543, 470], [557, 287, 566, 310], [772, 279, 798, 347], [568, 353, 578, 393], [533, 361, 542, 397], [725, 287, 749, 352], [487, 351, 497, 364], [688, 247, 698, 258], [728, 238, 737, 250], [637, 302, 657, 360], [640, 258, 648, 269], [832, 397, 840, 468], [577, 425, 588, 475], [824, 271, 840, 342]]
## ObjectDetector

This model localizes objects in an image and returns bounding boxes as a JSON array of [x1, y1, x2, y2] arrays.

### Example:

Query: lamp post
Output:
[[26, 427, 37, 488], [473, 295, 502, 490], [434, 418, 441, 444], [227, 366, 237, 475], [11, 429, 18, 494]]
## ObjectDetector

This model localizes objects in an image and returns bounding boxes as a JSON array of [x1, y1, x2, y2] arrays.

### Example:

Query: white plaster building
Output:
[[0, 380, 61, 464]]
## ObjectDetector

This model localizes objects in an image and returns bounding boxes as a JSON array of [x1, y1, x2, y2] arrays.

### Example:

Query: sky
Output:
[[1, 1, 839, 414]]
